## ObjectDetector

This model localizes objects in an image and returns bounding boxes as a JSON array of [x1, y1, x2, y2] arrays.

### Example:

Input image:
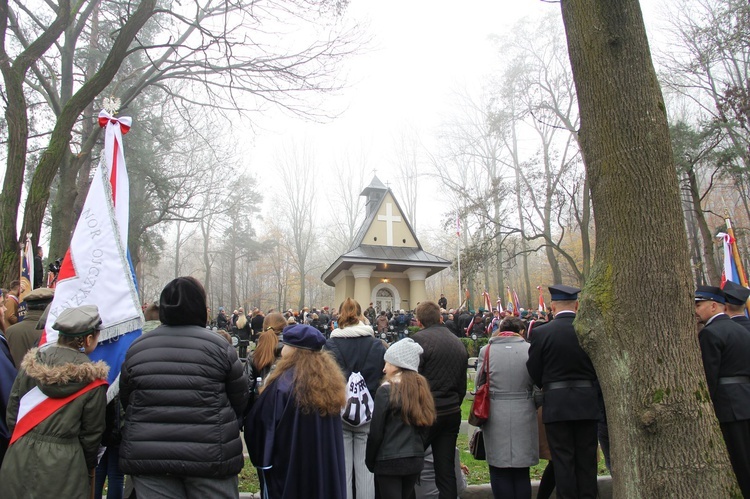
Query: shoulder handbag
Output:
[[468, 342, 491, 426], [469, 428, 486, 460]]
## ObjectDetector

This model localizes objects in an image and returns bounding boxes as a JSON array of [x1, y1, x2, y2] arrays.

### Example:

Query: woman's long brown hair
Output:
[[252, 313, 286, 371], [338, 297, 361, 328], [388, 370, 436, 427], [263, 348, 346, 416]]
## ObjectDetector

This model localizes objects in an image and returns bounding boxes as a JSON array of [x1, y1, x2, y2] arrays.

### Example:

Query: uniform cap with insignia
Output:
[[722, 281, 750, 306], [548, 284, 581, 301], [694, 285, 726, 304], [23, 287, 54, 303], [53, 304, 103, 337]]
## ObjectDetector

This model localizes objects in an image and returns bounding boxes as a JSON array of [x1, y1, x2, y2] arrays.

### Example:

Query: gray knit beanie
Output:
[[384, 338, 423, 372]]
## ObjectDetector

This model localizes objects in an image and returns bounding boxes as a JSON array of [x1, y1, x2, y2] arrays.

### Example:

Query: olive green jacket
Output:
[[0, 346, 108, 499]]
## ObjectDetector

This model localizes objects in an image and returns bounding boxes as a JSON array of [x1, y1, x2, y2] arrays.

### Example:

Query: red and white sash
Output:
[[10, 379, 107, 445]]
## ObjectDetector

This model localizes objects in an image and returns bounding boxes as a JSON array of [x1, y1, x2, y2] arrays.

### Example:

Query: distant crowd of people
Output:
[[2, 277, 750, 499]]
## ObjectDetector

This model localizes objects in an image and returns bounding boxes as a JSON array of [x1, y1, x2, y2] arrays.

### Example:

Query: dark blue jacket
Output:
[[699, 314, 750, 422], [526, 312, 599, 423], [246, 369, 346, 499]]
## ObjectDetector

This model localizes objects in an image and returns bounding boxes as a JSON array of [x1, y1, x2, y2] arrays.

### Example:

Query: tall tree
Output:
[[0, 0, 78, 277], [670, 121, 723, 285], [560, 0, 736, 496], [392, 128, 422, 233], [326, 151, 367, 255], [277, 141, 316, 309], [662, 0, 750, 225], [512, 13, 587, 286], [0, 0, 158, 284], [1, 0, 357, 283]]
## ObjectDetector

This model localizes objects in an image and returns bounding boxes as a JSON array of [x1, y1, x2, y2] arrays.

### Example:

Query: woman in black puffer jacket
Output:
[[119, 277, 248, 497]]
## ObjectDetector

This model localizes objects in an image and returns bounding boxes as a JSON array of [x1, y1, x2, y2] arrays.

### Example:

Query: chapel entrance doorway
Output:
[[375, 288, 393, 314]]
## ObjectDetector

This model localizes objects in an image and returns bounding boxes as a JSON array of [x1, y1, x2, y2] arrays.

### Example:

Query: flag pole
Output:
[[457, 212, 462, 307], [726, 215, 748, 287]]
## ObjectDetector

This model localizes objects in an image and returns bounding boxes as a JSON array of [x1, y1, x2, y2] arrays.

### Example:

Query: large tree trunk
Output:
[[15, 0, 157, 281], [49, 8, 101, 261], [0, 0, 72, 284], [561, 0, 736, 496]]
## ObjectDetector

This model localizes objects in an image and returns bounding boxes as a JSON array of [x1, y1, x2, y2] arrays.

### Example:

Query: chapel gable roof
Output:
[[348, 178, 421, 252]]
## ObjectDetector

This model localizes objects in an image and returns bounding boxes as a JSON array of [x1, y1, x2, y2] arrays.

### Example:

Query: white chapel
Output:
[[321, 176, 451, 312]]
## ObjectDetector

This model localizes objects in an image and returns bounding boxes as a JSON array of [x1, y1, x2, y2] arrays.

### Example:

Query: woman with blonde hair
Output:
[[326, 297, 386, 499], [246, 324, 347, 499], [234, 307, 251, 358]]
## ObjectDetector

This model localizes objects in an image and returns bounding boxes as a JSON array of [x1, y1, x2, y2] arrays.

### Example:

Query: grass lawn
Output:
[[239, 459, 260, 493]]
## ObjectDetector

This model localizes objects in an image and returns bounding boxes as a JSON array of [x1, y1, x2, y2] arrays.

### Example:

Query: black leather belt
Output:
[[719, 376, 750, 385], [545, 380, 594, 390]]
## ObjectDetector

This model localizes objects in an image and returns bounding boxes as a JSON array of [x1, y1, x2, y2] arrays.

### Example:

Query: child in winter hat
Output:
[[366, 338, 436, 490], [383, 338, 423, 372]]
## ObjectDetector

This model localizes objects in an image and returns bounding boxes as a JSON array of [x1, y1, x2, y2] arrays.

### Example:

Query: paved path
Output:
[[238, 476, 613, 498]]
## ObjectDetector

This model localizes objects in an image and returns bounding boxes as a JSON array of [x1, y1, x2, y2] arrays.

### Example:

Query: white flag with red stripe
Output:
[[40, 110, 143, 394]]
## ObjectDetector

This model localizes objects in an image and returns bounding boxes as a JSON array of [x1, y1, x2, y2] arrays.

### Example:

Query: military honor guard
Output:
[[695, 285, 750, 497], [723, 281, 750, 333], [526, 284, 599, 499]]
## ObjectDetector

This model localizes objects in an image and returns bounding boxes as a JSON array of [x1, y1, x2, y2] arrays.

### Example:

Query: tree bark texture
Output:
[[560, 0, 737, 497]]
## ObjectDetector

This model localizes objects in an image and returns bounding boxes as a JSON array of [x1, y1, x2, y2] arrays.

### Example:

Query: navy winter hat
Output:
[[281, 324, 326, 351]]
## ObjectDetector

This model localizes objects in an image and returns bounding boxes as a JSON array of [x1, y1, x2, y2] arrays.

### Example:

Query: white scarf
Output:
[[330, 322, 374, 338]]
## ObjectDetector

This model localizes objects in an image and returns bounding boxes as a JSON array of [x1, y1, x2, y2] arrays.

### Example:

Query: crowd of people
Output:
[[0, 276, 750, 498]]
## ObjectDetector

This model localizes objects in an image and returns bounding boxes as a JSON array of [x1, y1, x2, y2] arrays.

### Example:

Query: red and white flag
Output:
[[40, 110, 143, 397], [537, 286, 546, 312], [482, 291, 493, 314]]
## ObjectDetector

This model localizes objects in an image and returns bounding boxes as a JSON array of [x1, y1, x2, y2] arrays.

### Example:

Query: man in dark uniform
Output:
[[438, 293, 447, 310], [695, 285, 750, 497], [526, 284, 599, 499], [723, 281, 750, 333]]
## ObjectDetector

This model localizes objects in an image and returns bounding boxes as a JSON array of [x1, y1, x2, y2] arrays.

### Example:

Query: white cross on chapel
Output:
[[378, 202, 402, 246]]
